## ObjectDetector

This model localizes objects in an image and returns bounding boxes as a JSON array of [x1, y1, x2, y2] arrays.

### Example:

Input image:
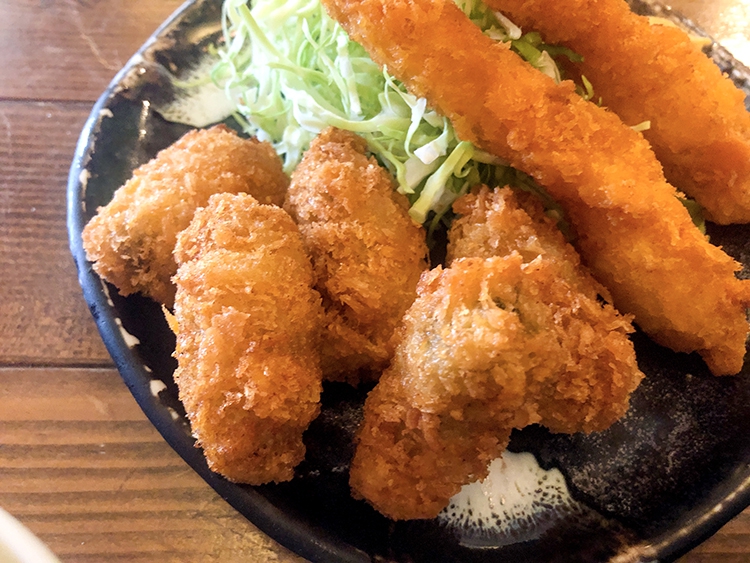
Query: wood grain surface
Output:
[[0, 0, 748, 561]]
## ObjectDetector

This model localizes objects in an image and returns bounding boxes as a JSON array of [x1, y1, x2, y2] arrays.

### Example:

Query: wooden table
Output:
[[0, 0, 748, 561]]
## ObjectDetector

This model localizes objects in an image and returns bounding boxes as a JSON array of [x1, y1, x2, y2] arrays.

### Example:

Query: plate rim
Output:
[[65, 1, 371, 562], [65, 0, 750, 561]]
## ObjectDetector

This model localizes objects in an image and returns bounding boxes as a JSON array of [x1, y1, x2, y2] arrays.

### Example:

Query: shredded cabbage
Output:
[[213, 0, 576, 228], [213, 0, 703, 235]]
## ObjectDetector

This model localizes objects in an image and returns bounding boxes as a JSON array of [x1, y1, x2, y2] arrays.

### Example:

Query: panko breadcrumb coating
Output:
[[321, 0, 750, 375], [483, 0, 750, 224], [350, 253, 642, 520], [82, 125, 289, 306], [284, 127, 429, 385], [448, 186, 592, 281], [448, 186, 643, 433], [172, 193, 324, 484]]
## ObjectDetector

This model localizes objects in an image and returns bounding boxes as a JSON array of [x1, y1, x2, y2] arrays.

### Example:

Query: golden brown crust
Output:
[[320, 0, 750, 375], [82, 125, 289, 306], [284, 127, 429, 384], [448, 186, 593, 287], [448, 186, 643, 432], [172, 193, 323, 484], [350, 252, 643, 520], [482, 0, 750, 224]]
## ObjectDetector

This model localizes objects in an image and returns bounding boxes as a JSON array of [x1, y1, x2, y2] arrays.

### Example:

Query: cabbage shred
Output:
[[213, 0, 580, 233]]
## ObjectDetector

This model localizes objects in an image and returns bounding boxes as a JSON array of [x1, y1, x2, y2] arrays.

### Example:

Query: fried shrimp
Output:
[[349, 253, 642, 520], [448, 186, 643, 433], [82, 125, 289, 306], [483, 0, 750, 225], [320, 0, 750, 375], [284, 127, 429, 385], [172, 193, 324, 484]]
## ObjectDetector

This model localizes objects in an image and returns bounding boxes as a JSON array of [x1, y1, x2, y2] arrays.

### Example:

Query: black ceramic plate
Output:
[[67, 1, 750, 561]]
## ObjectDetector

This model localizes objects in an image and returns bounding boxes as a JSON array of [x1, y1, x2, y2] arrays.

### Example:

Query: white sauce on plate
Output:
[[152, 55, 236, 127], [439, 451, 580, 548]]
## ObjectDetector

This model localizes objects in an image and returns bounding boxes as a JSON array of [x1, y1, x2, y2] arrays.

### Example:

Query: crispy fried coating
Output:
[[284, 127, 429, 385], [448, 186, 643, 433], [483, 0, 750, 224], [448, 186, 592, 283], [82, 125, 289, 306], [320, 0, 750, 375], [350, 253, 642, 520], [172, 193, 323, 484]]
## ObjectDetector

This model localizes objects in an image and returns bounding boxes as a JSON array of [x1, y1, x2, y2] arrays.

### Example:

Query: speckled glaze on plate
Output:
[[67, 1, 750, 561]]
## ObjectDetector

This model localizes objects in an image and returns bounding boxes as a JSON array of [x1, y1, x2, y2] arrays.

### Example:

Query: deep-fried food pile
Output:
[[172, 192, 324, 484], [483, 0, 750, 224], [349, 189, 643, 520], [80, 0, 750, 522], [82, 125, 288, 306], [285, 127, 429, 384], [320, 0, 750, 376]]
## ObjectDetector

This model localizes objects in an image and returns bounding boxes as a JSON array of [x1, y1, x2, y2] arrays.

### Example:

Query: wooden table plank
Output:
[[0, 0, 749, 561], [681, 512, 750, 561], [0, 0, 184, 103], [0, 367, 304, 563], [0, 101, 112, 365]]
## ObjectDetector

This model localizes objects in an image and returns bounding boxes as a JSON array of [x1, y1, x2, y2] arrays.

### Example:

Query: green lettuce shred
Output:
[[213, 0, 580, 230], [213, 0, 703, 236]]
